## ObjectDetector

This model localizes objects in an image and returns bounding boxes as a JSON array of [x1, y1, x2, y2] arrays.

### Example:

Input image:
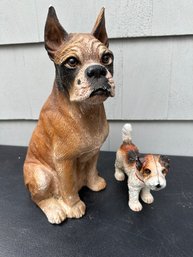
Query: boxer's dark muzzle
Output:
[[85, 65, 111, 97]]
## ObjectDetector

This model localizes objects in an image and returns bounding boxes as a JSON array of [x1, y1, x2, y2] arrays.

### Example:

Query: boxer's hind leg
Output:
[[24, 163, 67, 224]]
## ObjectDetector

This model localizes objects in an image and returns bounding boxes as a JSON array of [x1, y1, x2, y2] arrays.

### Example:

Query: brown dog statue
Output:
[[23, 6, 115, 224]]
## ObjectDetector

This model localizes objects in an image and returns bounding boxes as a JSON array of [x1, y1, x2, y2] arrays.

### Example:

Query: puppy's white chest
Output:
[[127, 169, 144, 189]]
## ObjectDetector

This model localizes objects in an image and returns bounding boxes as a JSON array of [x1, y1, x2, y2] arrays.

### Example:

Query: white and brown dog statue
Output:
[[114, 124, 170, 212]]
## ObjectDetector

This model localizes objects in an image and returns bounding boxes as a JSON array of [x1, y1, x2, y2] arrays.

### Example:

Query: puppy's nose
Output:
[[155, 184, 161, 189], [86, 65, 107, 78]]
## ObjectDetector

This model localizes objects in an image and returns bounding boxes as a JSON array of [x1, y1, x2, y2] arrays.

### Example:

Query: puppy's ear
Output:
[[127, 150, 138, 163], [91, 7, 109, 47], [127, 151, 144, 171], [159, 155, 170, 169], [136, 154, 145, 171], [136, 156, 145, 172], [44, 6, 68, 60]]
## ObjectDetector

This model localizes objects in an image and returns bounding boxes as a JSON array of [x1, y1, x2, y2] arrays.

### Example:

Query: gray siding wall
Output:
[[0, 0, 193, 156]]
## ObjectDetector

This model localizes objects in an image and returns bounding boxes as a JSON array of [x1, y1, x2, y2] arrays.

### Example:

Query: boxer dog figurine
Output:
[[114, 124, 170, 212], [24, 6, 115, 224]]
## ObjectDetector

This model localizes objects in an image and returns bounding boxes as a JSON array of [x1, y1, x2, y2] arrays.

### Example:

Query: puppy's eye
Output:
[[144, 169, 151, 175], [162, 169, 168, 175], [64, 57, 79, 68], [101, 53, 113, 65]]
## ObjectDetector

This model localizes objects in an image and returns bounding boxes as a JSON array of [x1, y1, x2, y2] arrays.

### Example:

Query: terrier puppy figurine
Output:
[[24, 6, 115, 224], [114, 124, 169, 212]]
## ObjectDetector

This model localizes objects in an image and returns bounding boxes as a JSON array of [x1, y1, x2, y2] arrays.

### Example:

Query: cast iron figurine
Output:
[[24, 6, 115, 224], [114, 124, 170, 212]]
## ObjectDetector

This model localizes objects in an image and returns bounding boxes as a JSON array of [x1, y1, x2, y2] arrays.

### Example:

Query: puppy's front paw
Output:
[[65, 200, 86, 219], [141, 193, 154, 204], [114, 168, 125, 181], [129, 201, 143, 212]]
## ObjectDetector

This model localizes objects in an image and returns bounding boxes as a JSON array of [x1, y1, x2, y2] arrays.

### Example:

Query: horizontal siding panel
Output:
[[167, 37, 193, 119], [0, 41, 122, 120], [35, 0, 152, 40], [104, 40, 123, 119], [0, 0, 39, 44], [152, 0, 193, 36], [0, 120, 193, 156], [1, 37, 193, 120], [0, 44, 54, 119], [108, 121, 193, 156], [107, 36, 193, 120], [121, 37, 171, 120], [0, 120, 36, 147], [1, 0, 193, 45]]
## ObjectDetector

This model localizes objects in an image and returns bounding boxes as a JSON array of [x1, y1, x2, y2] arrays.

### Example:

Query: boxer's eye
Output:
[[162, 168, 167, 175], [144, 169, 151, 175], [64, 57, 79, 68], [101, 53, 113, 65]]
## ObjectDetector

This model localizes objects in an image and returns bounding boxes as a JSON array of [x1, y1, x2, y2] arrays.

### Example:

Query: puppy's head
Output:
[[44, 7, 115, 105], [136, 155, 170, 191]]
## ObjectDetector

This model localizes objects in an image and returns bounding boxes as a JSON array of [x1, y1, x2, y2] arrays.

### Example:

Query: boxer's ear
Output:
[[91, 7, 109, 47], [44, 6, 68, 59]]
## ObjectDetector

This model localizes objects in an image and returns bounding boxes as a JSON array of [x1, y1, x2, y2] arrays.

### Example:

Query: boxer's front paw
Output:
[[64, 200, 86, 219], [87, 176, 106, 191], [39, 198, 67, 224]]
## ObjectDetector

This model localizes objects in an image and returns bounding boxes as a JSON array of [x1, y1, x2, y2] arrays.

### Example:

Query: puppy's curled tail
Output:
[[122, 123, 132, 143]]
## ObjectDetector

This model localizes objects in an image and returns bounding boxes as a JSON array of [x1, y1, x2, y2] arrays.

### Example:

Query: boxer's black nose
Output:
[[156, 184, 161, 189], [86, 65, 107, 78]]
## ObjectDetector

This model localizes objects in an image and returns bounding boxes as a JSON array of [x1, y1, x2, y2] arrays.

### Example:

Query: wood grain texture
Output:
[[1, 0, 193, 45]]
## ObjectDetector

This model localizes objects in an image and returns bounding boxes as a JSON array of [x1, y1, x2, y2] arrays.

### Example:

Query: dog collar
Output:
[[135, 172, 144, 184]]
